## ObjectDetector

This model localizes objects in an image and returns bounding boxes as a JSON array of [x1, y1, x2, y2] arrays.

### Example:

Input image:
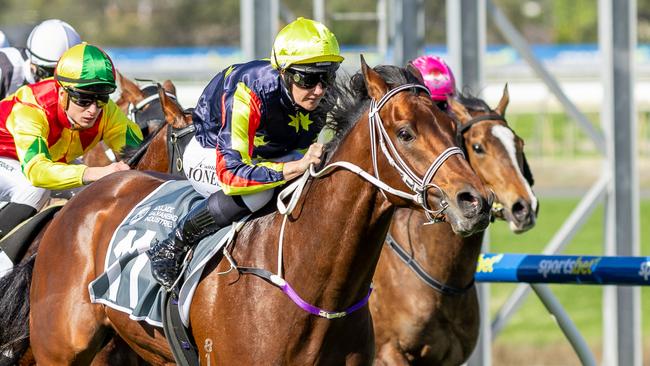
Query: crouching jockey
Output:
[[0, 43, 142, 271], [146, 17, 344, 290]]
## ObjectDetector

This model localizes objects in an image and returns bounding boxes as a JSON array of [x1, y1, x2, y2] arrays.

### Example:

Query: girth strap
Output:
[[237, 265, 373, 320]]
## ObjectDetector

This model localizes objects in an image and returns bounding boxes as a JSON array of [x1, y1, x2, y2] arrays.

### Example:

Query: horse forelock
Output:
[[326, 65, 425, 153]]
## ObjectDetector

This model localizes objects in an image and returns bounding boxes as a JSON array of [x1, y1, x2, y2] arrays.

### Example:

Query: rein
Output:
[[125, 122, 167, 168], [217, 83, 465, 319]]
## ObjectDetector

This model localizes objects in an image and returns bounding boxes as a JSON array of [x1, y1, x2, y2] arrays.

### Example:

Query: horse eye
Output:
[[397, 128, 415, 142], [472, 143, 484, 154]]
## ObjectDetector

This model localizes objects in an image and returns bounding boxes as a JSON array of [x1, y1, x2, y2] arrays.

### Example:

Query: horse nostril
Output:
[[511, 199, 530, 221], [457, 191, 483, 218]]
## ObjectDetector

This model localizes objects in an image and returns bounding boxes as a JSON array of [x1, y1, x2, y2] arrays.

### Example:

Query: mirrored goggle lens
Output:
[[290, 71, 336, 89], [67, 89, 109, 108]]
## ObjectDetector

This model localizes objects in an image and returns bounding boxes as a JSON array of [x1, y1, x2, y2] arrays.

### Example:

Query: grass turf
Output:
[[486, 198, 650, 346]]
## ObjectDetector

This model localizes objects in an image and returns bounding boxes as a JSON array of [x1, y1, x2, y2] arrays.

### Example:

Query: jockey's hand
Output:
[[282, 143, 324, 181], [82, 161, 131, 184]]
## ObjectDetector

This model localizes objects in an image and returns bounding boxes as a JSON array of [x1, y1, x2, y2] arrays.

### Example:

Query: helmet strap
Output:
[[279, 69, 299, 107], [60, 90, 81, 130]]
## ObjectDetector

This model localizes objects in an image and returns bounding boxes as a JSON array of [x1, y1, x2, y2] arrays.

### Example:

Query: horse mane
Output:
[[456, 90, 492, 113], [326, 64, 423, 151]]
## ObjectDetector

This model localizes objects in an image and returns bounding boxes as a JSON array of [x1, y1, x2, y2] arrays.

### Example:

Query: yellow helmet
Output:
[[54, 43, 116, 95], [271, 17, 344, 70]]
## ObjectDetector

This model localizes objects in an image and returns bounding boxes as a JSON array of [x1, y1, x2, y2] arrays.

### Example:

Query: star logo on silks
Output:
[[288, 112, 313, 132], [224, 65, 236, 78], [253, 135, 268, 147]]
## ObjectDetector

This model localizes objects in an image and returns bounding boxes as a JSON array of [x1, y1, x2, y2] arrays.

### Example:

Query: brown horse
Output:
[[0, 79, 192, 366], [371, 86, 538, 366], [7, 59, 494, 365]]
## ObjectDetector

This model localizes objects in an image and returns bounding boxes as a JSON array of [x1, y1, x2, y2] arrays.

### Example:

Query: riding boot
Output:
[[146, 191, 251, 290], [0, 203, 37, 276]]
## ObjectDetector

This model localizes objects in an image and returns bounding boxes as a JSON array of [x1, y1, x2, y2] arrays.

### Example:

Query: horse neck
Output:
[[136, 124, 170, 172], [394, 208, 484, 289], [283, 116, 395, 310]]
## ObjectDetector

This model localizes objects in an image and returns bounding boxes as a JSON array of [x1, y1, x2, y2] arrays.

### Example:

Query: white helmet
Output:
[[0, 30, 9, 48], [26, 19, 81, 68]]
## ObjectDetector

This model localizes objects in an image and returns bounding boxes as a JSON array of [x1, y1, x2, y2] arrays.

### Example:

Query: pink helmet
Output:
[[410, 55, 456, 102]]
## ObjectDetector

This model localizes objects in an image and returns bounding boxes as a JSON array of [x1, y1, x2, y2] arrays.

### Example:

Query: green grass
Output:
[[486, 198, 650, 346]]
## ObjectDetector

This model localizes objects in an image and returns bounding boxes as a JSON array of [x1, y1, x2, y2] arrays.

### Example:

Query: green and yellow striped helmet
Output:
[[271, 17, 344, 70], [55, 43, 117, 94]]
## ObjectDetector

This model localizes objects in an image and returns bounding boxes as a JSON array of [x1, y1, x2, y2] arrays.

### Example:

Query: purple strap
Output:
[[237, 266, 373, 320], [275, 275, 373, 319]]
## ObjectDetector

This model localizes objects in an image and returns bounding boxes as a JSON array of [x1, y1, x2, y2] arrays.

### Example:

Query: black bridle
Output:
[[456, 113, 534, 187], [124, 82, 195, 176]]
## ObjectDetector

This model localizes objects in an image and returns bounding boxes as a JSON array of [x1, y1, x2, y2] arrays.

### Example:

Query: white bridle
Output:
[[278, 83, 464, 224]]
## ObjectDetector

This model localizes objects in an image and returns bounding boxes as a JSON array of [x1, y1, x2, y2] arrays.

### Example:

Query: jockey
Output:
[[0, 19, 81, 100], [146, 17, 343, 290], [409, 55, 456, 111], [0, 43, 142, 244]]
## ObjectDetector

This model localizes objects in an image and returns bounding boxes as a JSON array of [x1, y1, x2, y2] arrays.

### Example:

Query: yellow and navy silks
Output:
[[0, 79, 143, 190], [192, 60, 325, 196]]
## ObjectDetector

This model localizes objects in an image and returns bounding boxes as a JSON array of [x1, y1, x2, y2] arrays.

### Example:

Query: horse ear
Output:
[[449, 97, 472, 123], [406, 62, 425, 85], [158, 85, 185, 129], [360, 55, 388, 100], [117, 71, 144, 102], [494, 83, 509, 117], [162, 80, 177, 96]]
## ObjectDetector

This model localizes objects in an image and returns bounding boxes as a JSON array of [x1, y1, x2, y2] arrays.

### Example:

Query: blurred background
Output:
[[3, 0, 650, 189], [2, 1, 649, 365]]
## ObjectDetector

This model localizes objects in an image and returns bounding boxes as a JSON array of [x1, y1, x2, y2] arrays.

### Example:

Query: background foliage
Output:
[[1, 0, 649, 47]]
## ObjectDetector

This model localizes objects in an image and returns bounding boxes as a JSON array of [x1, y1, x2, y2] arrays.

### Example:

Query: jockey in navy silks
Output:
[[146, 17, 344, 290]]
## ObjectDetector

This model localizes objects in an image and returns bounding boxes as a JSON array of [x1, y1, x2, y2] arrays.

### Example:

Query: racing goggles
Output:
[[286, 69, 336, 89], [65, 88, 110, 108], [33, 65, 55, 81]]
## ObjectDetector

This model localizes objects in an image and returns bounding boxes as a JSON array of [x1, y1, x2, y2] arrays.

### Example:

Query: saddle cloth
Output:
[[88, 180, 236, 327]]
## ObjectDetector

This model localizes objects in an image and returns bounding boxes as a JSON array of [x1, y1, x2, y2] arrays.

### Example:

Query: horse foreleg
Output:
[[374, 341, 411, 366], [30, 300, 110, 365]]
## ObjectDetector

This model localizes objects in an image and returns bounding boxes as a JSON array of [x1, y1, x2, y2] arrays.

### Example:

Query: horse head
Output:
[[330, 56, 492, 236], [123, 83, 193, 173], [449, 84, 538, 233], [115, 72, 178, 136]]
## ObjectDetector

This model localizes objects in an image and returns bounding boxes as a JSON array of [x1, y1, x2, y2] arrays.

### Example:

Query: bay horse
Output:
[[371, 86, 538, 366], [0, 78, 192, 366], [6, 58, 494, 365]]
